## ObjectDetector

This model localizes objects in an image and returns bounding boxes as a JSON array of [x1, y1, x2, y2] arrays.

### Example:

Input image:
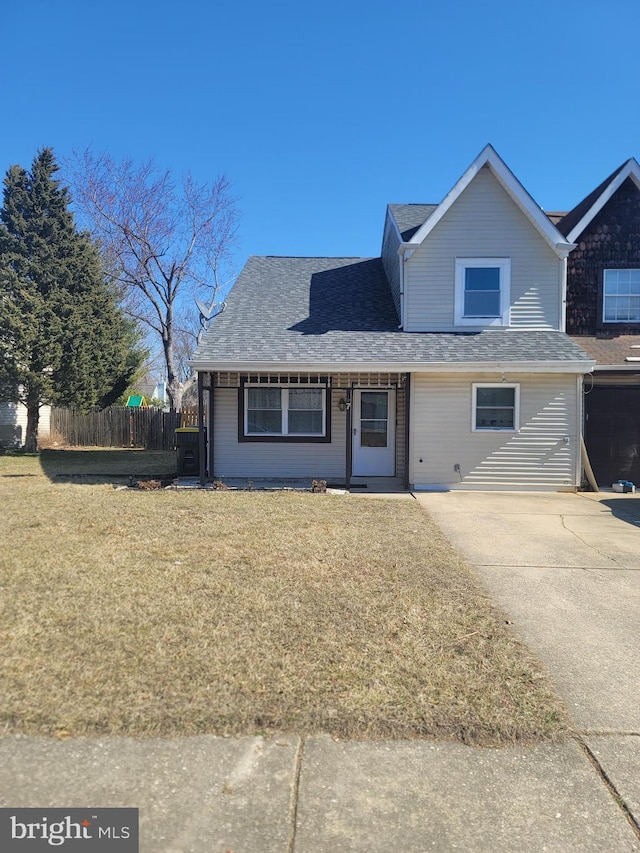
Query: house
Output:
[[191, 145, 594, 490], [138, 380, 168, 407], [556, 159, 640, 487], [0, 401, 50, 448]]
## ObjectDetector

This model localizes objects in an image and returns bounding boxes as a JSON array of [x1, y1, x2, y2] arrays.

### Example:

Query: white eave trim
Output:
[[191, 359, 595, 375], [402, 144, 575, 258], [566, 158, 640, 243], [593, 363, 640, 371]]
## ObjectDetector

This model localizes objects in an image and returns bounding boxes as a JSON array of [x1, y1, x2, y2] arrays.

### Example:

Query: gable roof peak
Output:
[[557, 158, 640, 242], [401, 144, 573, 257]]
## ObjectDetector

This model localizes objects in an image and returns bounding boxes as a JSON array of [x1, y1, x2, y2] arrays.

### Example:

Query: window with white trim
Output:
[[455, 258, 511, 326], [244, 385, 326, 438], [603, 269, 640, 323], [472, 384, 519, 431]]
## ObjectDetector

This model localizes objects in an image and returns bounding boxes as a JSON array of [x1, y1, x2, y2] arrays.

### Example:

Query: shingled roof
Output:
[[192, 256, 593, 372], [556, 162, 628, 239], [569, 335, 640, 367], [387, 204, 438, 240]]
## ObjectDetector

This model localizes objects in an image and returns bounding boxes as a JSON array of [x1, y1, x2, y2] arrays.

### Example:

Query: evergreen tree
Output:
[[0, 148, 143, 450]]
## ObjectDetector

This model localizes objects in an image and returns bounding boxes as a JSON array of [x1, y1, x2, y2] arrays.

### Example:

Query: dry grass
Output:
[[0, 450, 571, 745]]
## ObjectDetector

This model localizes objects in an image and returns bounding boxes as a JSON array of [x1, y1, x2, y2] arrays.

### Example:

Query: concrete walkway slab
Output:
[[584, 736, 640, 828], [294, 736, 639, 852], [415, 492, 640, 732], [0, 735, 300, 853]]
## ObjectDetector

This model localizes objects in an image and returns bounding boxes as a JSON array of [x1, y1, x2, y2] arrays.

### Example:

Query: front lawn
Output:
[[0, 451, 570, 744]]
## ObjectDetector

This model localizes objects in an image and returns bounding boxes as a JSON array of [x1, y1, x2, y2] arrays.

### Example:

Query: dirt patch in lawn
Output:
[[0, 453, 571, 744]]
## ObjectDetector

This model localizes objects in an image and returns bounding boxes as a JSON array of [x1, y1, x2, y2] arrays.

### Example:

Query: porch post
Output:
[[207, 374, 215, 481], [197, 371, 206, 485], [345, 387, 352, 489], [403, 373, 411, 491]]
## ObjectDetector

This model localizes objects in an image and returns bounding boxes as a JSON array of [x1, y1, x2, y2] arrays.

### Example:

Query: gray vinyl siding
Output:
[[404, 166, 562, 332], [381, 211, 402, 320], [211, 374, 406, 481], [213, 387, 346, 479], [410, 373, 580, 490]]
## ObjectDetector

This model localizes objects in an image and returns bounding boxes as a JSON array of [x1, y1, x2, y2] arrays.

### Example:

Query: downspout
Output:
[[561, 254, 568, 331], [556, 242, 575, 331], [579, 371, 599, 492]]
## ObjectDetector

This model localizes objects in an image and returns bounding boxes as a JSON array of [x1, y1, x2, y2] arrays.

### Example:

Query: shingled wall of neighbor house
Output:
[[566, 177, 640, 335]]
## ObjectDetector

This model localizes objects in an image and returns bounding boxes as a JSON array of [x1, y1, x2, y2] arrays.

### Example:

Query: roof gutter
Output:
[[190, 359, 595, 375], [555, 241, 577, 257], [398, 241, 418, 258]]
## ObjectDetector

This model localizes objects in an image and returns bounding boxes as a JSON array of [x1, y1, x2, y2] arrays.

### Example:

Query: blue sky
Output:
[[2, 0, 639, 276]]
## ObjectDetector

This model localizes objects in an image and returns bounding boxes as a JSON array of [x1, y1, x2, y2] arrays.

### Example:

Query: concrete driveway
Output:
[[416, 490, 640, 845], [414, 490, 640, 733]]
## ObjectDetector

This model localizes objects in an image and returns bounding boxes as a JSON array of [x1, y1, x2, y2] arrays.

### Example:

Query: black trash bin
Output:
[[175, 427, 206, 476]]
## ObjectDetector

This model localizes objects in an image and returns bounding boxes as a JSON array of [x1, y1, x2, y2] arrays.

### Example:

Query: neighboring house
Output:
[[191, 145, 594, 490], [556, 158, 640, 487], [0, 402, 51, 448]]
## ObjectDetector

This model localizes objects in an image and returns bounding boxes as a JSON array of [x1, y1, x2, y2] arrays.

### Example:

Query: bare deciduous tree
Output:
[[68, 151, 239, 410]]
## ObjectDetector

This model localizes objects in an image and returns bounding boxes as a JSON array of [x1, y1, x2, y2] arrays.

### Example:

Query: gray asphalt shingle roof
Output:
[[192, 256, 593, 370], [388, 204, 438, 240]]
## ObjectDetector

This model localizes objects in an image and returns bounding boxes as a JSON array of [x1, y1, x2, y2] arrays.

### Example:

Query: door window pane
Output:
[[360, 392, 388, 447], [361, 420, 388, 447], [361, 392, 388, 419]]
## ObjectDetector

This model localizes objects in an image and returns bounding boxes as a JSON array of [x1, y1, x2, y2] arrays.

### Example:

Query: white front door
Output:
[[352, 389, 396, 476]]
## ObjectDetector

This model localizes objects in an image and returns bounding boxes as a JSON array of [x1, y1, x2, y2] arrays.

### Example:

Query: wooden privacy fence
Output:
[[51, 406, 186, 450]]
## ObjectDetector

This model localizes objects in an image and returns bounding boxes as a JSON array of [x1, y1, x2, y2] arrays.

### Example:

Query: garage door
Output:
[[585, 385, 640, 487]]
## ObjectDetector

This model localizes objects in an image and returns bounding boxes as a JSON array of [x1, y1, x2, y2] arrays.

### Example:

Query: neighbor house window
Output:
[[455, 258, 511, 326], [243, 385, 327, 439], [603, 269, 640, 323], [472, 384, 519, 431]]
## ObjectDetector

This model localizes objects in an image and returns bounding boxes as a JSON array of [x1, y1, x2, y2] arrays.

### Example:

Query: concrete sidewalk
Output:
[[1, 734, 638, 851]]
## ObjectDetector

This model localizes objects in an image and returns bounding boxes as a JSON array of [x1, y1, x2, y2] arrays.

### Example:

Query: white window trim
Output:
[[602, 268, 640, 324], [472, 383, 520, 432], [244, 385, 327, 437], [455, 258, 511, 327]]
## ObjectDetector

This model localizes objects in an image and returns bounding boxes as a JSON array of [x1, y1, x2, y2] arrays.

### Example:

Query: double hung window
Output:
[[244, 385, 326, 439], [472, 384, 519, 431], [603, 269, 640, 323], [455, 258, 511, 326]]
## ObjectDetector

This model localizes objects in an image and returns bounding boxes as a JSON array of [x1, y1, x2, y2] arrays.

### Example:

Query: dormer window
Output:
[[455, 258, 511, 326], [603, 269, 640, 323]]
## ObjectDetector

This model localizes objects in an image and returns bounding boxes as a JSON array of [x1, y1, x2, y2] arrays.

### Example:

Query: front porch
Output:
[[195, 371, 409, 489]]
